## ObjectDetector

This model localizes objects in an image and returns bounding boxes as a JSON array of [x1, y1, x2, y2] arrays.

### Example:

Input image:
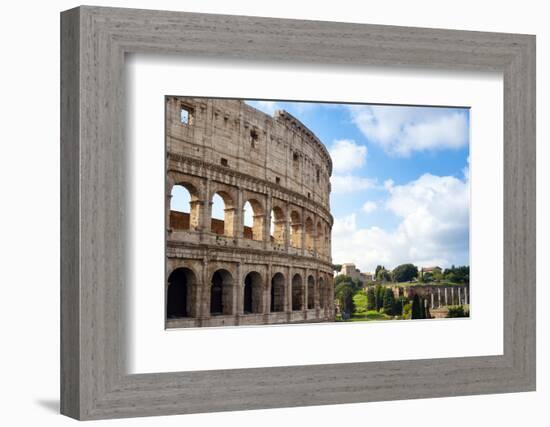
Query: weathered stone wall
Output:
[[390, 284, 470, 309], [166, 97, 334, 328]]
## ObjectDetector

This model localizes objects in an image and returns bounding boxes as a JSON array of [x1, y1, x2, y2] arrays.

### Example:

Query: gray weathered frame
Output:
[[60, 5, 536, 421]]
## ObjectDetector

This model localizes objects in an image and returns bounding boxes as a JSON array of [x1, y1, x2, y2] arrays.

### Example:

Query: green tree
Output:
[[376, 268, 391, 282], [334, 274, 353, 286], [374, 285, 384, 311], [391, 263, 419, 282], [447, 305, 469, 318], [402, 302, 412, 319], [332, 264, 342, 273], [383, 288, 395, 315], [366, 287, 376, 311], [393, 296, 406, 316], [375, 265, 384, 277], [335, 283, 356, 316]]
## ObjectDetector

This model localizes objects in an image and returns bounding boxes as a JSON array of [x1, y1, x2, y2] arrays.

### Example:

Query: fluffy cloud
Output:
[[247, 100, 279, 115], [329, 139, 367, 173], [362, 201, 377, 214], [348, 105, 468, 157], [330, 175, 377, 194], [332, 172, 469, 272]]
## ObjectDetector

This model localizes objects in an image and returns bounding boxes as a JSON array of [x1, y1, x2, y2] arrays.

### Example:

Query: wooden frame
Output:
[[60, 5, 536, 420]]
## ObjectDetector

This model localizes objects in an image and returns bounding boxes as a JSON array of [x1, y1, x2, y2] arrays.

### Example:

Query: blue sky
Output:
[[247, 100, 470, 273]]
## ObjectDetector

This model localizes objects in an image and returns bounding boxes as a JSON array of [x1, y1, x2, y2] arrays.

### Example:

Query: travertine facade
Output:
[[165, 97, 334, 328]]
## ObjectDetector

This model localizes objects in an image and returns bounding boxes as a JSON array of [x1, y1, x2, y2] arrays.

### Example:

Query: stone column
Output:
[[284, 202, 291, 252], [438, 288, 441, 308], [300, 207, 306, 255], [265, 264, 272, 315], [166, 193, 172, 230], [285, 266, 291, 312], [444, 288, 448, 306], [235, 187, 244, 239], [263, 194, 272, 249], [315, 269, 320, 313], [451, 287, 455, 305], [202, 178, 212, 235], [458, 287, 462, 306], [465, 287, 469, 305], [224, 207, 237, 237], [188, 200, 203, 230], [304, 268, 309, 314], [236, 262, 243, 315], [430, 293, 435, 309], [200, 258, 210, 318]]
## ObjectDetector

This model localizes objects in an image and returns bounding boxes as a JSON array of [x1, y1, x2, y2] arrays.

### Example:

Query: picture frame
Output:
[[60, 5, 536, 420]]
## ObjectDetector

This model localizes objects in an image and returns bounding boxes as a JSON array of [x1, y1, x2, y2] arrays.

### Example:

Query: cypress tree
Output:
[[411, 294, 422, 319], [383, 288, 395, 315], [375, 285, 384, 311], [367, 287, 376, 311]]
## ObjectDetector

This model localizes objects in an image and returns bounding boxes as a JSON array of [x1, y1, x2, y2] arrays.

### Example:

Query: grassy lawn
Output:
[[336, 290, 394, 322], [353, 291, 368, 315]]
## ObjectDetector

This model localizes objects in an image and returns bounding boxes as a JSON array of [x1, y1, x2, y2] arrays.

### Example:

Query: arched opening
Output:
[[243, 199, 265, 241], [211, 191, 234, 237], [316, 221, 324, 255], [210, 269, 234, 315], [292, 273, 304, 311], [290, 210, 302, 248], [270, 206, 285, 246], [307, 275, 315, 309], [243, 271, 263, 314], [270, 273, 285, 312], [169, 183, 200, 230], [167, 267, 196, 318], [305, 217, 314, 251], [319, 277, 326, 309]]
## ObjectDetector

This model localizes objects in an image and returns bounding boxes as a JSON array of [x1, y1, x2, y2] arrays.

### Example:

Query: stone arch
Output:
[[243, 271, 263, 314], [307, 275, 315, 309], [166, 267, 196, 318], [210, 190, 235, 237], [243, 198, 265, 241], [270, 204, 286, 246], [210, 269, 234, 315], [270, 272, 285, 312], [292, 273, 304, 311], [290, 209, 302, 248], [169, 182, 201, 230], [304, 216, 314, 251]]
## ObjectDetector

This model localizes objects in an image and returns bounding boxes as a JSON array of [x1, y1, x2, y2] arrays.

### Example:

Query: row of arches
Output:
[[166, 267, 330, 319], [169, 183, 330, 255]]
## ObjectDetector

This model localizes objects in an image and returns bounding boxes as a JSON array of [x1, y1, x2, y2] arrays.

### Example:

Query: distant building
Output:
[[339, 263, 373, 284], [419, 266, 442, 281], [420, 266, 442, 274], [360, 272, 374, 283]]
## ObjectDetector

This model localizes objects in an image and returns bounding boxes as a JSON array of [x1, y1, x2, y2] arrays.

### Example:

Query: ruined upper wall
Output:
[[166, 97, 332, 208]]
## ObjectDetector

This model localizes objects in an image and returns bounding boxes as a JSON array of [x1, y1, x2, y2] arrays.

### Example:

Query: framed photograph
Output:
[[61, 6, 536, 420]]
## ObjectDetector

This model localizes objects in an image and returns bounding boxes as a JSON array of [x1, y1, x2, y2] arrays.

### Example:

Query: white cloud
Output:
[[329, 139, 367, 173], [247, 100, 279, 115], [362, 201, 377, 214], [330, 175, 377, 194], [348, 105, 468, 157], [332, 172, 469, 272]]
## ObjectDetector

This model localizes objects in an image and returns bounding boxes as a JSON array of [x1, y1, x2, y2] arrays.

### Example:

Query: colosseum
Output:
[[165, 96, 335, 328]]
